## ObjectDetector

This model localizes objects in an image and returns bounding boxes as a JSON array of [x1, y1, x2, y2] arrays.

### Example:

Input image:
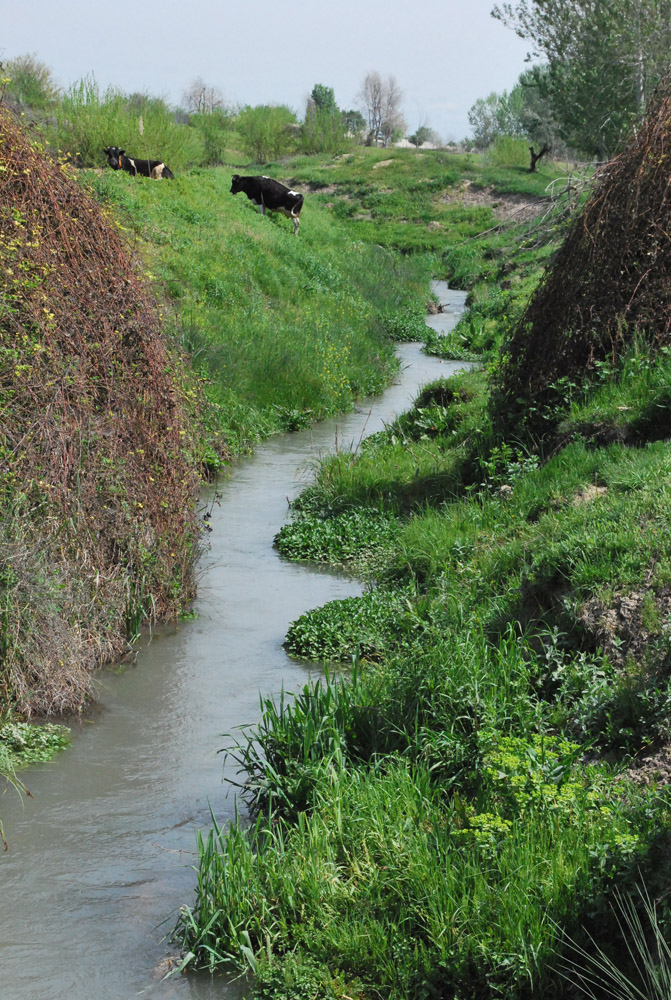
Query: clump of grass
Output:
[[178, 741, 647, 996], [50, 76, 202, 169], [559, 883, 671, 1000]]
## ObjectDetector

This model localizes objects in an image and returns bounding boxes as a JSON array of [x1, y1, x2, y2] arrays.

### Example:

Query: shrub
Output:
[[485, 135, 529, 168], [52, 76, 202, 169], [236, 104, 298, 162], [189, 108, 234, 165]]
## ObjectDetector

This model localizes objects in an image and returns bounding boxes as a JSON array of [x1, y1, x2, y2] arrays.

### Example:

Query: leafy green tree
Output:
[[492, 0, 671, 156], [342, 109, 366, 138], [408, 125, 434, 147], [310, 84, 338, 115], [4, 53, 58, 109], [468, 88, 526, 148], [236, 104, 298, 162], [301, 83, 347, 154]]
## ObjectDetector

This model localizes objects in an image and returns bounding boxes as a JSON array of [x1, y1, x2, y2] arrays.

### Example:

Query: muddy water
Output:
[[1, 286, 467, 1000]]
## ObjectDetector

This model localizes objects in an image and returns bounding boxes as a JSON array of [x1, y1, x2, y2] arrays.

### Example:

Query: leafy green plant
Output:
[[0, 721, 70, 764], [275, 507, 398, 566], [236, 104, 298, 162], [285, 586, 415, 661]]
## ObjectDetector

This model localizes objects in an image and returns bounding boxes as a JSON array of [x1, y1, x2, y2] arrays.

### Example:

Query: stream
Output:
[[1, 283, 468, 1000]]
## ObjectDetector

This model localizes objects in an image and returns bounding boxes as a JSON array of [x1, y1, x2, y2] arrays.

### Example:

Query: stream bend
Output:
[[1, 283, 467, 1000]]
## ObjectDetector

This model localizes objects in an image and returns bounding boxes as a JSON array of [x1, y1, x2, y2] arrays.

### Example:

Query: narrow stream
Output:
[[1, 284, 467, 1000]]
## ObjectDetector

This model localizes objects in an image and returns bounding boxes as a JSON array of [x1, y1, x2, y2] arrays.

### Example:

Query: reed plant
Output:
[[559, 883, 671, 1000], [52, 76, 202, 168]]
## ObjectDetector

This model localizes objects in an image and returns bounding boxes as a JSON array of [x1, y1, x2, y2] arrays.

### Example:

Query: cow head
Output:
[[230, 174, 243, 194], [103, 147, 125, 170]]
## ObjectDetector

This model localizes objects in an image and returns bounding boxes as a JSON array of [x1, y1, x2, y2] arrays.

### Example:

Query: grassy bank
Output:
[[85, 163, 432, 457], [175, 146, 671, 996]]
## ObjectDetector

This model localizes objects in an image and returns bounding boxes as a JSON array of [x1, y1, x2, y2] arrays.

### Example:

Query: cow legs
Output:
[[292, 215, 300, 236]]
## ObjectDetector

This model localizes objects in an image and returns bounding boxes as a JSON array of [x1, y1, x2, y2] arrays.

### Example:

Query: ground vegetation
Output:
[[177, 84, 671, 1000]]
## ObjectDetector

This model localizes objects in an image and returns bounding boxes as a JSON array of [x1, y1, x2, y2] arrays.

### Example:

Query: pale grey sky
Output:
[[3, 1, 531, 140]]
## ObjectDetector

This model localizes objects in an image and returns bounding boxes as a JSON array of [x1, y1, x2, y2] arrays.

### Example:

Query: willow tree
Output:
[[492, 0, 671, 156]]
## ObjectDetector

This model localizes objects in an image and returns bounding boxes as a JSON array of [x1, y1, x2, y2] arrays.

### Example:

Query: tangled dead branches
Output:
[[492, 85, 671, 435], [0, 108, 200, 715]]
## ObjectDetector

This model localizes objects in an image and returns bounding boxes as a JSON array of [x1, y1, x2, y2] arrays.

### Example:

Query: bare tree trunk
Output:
[[529, 143, 551, 172]]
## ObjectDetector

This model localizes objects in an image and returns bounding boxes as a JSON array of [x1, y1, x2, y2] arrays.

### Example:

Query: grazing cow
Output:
[[230, 174, 303, 235], [103, 146, 174, 179]]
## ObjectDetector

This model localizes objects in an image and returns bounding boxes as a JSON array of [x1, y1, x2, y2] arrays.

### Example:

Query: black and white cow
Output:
[[103, 146, 174, 179], [230, 174, 304, 235]]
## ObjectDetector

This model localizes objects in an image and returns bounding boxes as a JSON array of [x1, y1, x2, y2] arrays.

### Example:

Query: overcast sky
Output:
[[3, 0, 532, 141]]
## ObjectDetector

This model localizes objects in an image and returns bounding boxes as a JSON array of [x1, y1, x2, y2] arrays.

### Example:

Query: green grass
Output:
[[177, 636, 656, 997], [286, 147, 570, 267], [86, 165, 432, 456], [173, 143, 671, 996], [48, 142, 660, 998]]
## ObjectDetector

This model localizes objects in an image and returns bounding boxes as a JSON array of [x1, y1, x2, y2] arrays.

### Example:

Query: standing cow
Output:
[[230, 174, 304, 235]]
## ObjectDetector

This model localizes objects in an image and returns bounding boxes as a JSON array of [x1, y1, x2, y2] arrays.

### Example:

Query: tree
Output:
[[236, 104, 298, 162], [4, 53, 58, 109], [468, 89, 525, 149], [491, 1, 671, 157], [342, 109, 366, 138], [182, 77, 225, 115], [357, 71, 405, 146], [310, 84, 338, 115], [515, 66, 562, 152], [468, 68, 565, 164], [408, 124, 434, 147], [380, 75, 406, 146], [301, 83, 348, 154]]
